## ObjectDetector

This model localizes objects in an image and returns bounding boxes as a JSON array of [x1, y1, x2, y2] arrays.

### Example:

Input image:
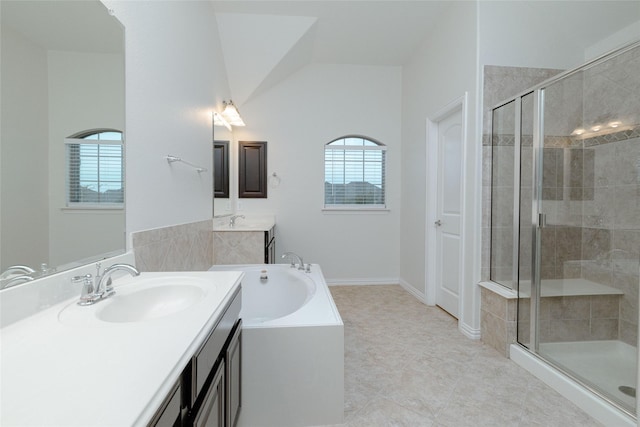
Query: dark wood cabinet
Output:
[[148, 288, 242, 427], [238, 141, 267, 198], [213, 141, 229, 199]]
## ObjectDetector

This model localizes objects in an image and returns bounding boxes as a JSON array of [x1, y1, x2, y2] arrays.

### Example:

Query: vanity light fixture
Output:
[[213, 111, 232, 131], [222, 100, 246, 127]]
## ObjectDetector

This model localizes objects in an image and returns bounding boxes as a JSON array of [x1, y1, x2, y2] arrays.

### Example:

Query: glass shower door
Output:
[[534, 44, 640, 415]]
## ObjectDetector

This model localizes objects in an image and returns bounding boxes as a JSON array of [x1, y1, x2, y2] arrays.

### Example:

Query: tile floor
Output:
[[324, 285, 603, 427]]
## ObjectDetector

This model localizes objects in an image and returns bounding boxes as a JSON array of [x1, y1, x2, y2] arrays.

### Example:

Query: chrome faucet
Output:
[[75, 263, 140, 306], [0, 265, 36, 279], [98, 263, 140, 297], [0, 274, 34, 290], [229, 214, 245, 227], [74, 274, 96, 306], [282, 252, 305, 270]]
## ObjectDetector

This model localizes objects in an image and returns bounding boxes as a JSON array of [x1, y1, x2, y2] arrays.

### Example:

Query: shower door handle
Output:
[[434, 220, 442, 227], [538, 213, 547, 228]]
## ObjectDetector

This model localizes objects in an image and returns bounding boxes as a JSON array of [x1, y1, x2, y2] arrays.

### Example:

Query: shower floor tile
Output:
[[323, 285, 603, 427]]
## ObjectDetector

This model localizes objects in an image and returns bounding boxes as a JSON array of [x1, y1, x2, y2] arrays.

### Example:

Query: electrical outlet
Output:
[[237, 201, 243, 211]]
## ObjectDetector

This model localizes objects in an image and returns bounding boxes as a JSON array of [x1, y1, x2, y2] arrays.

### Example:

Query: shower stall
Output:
[[490, 41, 640, 418]]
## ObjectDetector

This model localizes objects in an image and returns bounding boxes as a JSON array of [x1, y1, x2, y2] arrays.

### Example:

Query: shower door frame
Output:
[[529, 88, 543, 353]]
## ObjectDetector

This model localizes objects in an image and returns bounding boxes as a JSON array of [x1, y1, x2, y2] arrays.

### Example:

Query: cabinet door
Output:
[[149, 381, 181, 427], [214, 141, 229, 198], [193, 361, 225, 427], [238, 141, 267, 198], [226, 322, 242, 427]]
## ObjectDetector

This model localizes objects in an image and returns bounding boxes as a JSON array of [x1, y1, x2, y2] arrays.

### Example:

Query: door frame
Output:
[[425, 93, 469, 317]]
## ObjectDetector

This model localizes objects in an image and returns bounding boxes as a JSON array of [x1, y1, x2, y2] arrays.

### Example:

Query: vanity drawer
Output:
[[193, 287, 241, 399]]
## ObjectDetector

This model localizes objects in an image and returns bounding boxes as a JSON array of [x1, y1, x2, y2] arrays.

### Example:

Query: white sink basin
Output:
[[58, 274, 215, 326], [97, 285, 204, 323]]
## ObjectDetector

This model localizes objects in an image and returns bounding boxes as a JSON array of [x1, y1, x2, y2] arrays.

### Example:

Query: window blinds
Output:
[[65, 140, 123, 206], [324, 144, 386, 208]]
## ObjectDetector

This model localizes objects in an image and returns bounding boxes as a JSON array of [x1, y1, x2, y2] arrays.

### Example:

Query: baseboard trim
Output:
[[326, 278, 399, 286], [399, 279, 427, 304], [459, 321, 481, 340]]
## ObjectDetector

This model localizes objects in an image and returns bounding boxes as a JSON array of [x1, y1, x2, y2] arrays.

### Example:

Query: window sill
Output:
[[61, 206, 124, 213], [322, 207, 390, 214]]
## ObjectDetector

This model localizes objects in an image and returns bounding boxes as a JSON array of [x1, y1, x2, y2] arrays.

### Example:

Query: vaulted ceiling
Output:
[[212, 0, 452, 105], [211, 0, 640, 106]]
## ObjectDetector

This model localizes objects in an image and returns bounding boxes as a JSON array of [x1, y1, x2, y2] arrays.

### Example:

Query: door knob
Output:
[[434, 220, 442, 227]]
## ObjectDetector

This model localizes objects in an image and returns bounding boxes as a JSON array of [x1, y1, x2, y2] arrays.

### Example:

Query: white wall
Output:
[[478, 0, 640, 69], [0, 26, 49, 270], [479, 1, 640, 72], [231, 63, 402, 283], [585, 19, 640, 60], [400, 2, 479, 334], [47, 50, 125, 266], [102, 0, 227, 235], [479, 1, 585, 71]]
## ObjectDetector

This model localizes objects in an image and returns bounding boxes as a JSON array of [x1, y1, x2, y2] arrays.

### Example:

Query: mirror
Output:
[[213, 123, 234, 217], [0, 1, 125, 280]]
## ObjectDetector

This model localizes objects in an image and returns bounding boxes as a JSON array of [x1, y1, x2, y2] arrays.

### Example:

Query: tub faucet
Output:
[[282, 252, 304, 270], [229, 214, 245, 227]]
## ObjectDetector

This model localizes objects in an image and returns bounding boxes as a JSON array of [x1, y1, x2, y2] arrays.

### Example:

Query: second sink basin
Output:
[[97, 284, 204, 323]]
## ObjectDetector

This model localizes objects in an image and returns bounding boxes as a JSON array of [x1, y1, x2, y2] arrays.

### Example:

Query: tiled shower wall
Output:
[[131, 219, 213, 272], [547, 132, 640, 346], [482, 55, 640, 348]]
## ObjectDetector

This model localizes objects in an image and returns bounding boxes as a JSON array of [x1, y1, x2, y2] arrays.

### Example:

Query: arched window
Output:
[[324, 135, 386, 209], [65, 129, 123, 207]]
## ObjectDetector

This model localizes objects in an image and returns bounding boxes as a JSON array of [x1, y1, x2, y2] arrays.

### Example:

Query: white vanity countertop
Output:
[[212, 214, 275, 232], [213, 222, 274, 231], [0, 271, 243, 427]]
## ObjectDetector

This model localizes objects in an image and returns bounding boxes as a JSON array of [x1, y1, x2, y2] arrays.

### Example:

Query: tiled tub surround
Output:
[[213, 231, 265, 265], [131, 219, 213, 271], [212, 215, 275, 265]]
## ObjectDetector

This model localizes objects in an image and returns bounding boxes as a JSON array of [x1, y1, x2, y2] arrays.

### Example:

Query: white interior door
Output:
[[434, 108, 463, 318]]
